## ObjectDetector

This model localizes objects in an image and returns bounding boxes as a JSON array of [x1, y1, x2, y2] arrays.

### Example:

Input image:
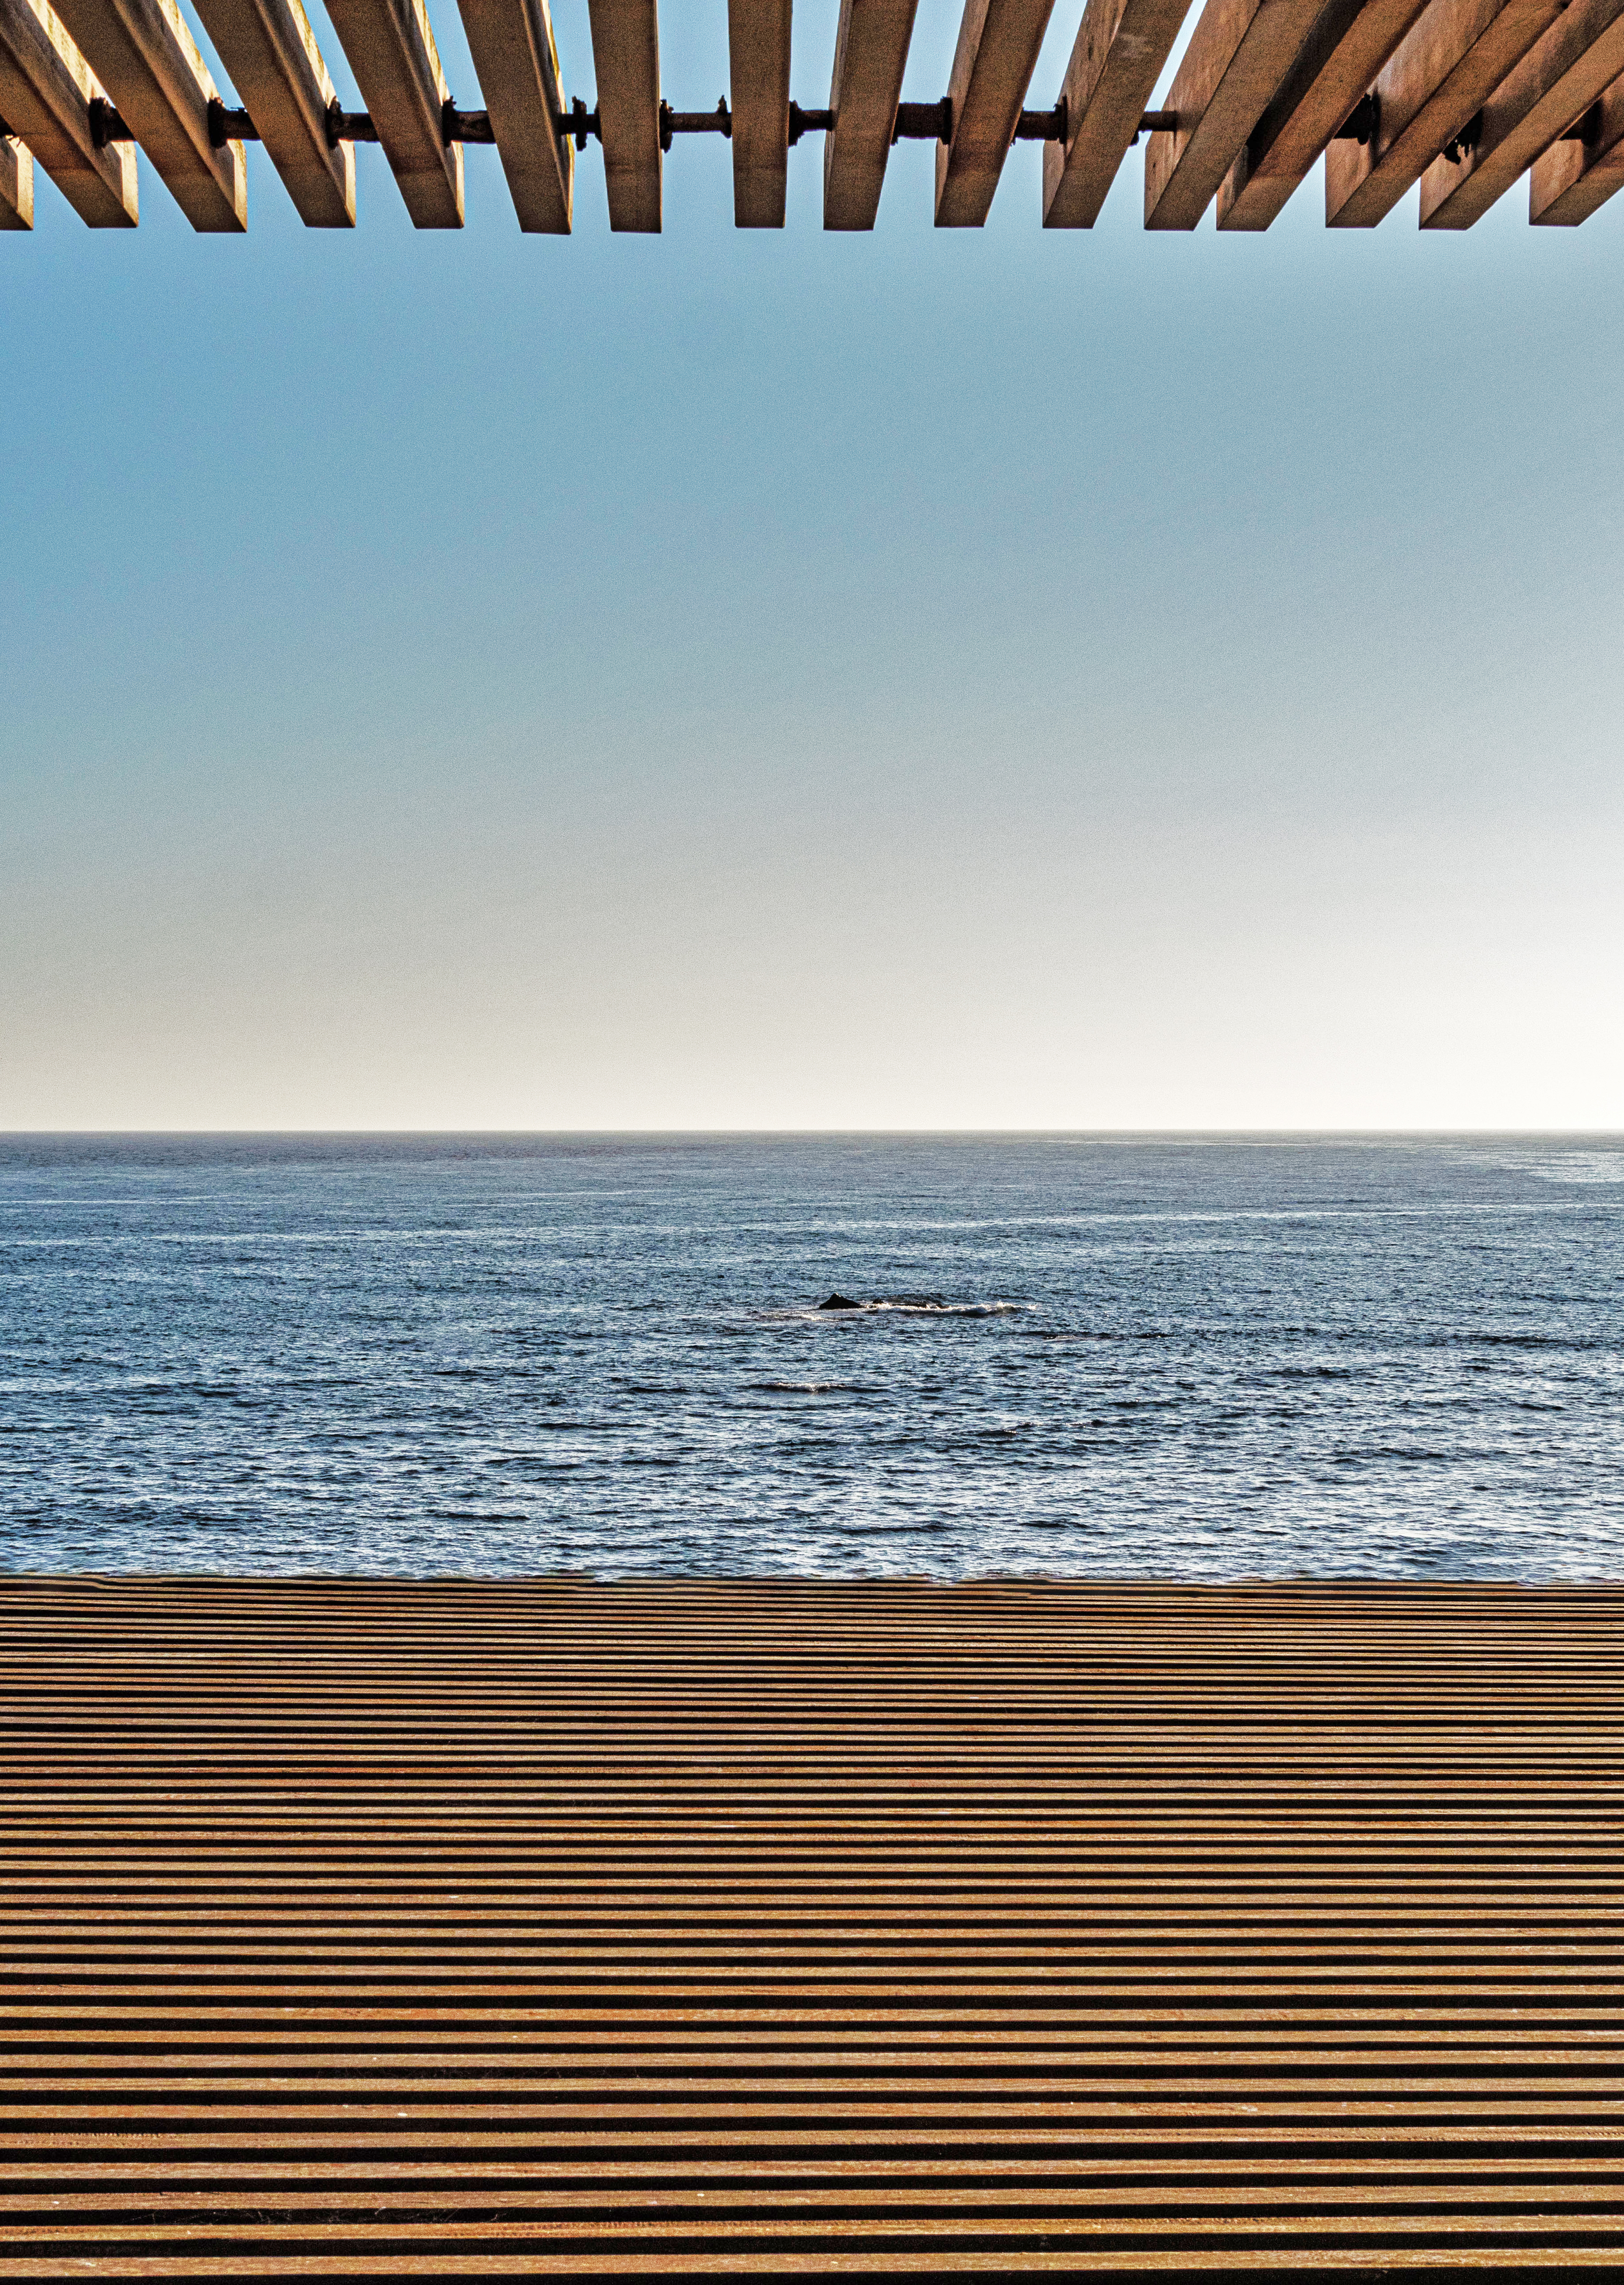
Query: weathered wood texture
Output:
[[586, 0, 659, 227], [456, 0, 572, 229], [0, 123, 30, 219], [48, 0, 244, 226], [1216, 0, 1428, 225], [1418, 0, 1624, 220], [325, 0, 463, 222], [936, 0, 1058, 224], [0, 0, 136, 221], [2, 1576, 1624, 2277], [1325, 0, 1565, 222], [1529, 61, 1624, 213], [823, 0, 918, 226], [192, 0, 353, 223], [729, 0, 790, 221], [1144, 0, 1328, 226], [324, 0, 461, 220], [1044, 0, 1190, 224]]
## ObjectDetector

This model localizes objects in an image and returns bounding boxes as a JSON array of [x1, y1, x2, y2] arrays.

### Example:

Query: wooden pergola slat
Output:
[[1529, 60, 1624, 213], [823, 0, 918, 226], [1417, 0, 1624, 221], [0, 121, 30, 217], [1216, 0, 1429, 225], [586, 0, 659, 228], [1043, 0, 1191, 226], [48, 0, 245, 226], [0, 0, 137, 221], [1325, 0, 1565, 224], [936, 0, 1058, 225], [324, 0, 463, 225], [1144, 0, 1331, 226], [455, 0, 572, 230], [729, 0, 790, 222], [191, 0, 353, 223]]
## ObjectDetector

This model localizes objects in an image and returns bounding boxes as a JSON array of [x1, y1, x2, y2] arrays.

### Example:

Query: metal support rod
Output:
[[207, 99, 260, 145], [786, 101, 834, 143], [1013, 100, 1066, 141], [892, 98, 952, 143], [106, 90, 1179, 154], [659, 97, 730, 149], [325, 99, 379, 143], [442, 103, 495, 143]]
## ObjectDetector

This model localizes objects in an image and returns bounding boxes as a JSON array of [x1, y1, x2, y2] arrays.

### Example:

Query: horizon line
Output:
[[4, 1127, 1622, 1142]]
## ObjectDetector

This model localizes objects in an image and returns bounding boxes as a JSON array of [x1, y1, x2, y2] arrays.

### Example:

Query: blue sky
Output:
[[4, 0, 1623, 1128]]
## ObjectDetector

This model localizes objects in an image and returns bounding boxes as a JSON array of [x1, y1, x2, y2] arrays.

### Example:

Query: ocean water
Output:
[[0, 1133, 1621, 1581]]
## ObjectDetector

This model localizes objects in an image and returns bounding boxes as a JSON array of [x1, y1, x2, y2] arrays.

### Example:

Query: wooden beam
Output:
[[0, 119, 31, 219], [586, 0, 659, 229], [0, 0, 137, 223], [1418, 0, 1624, 221], [823, 0, 918, 227], [1144, 0, 1331, 227], [1324, 0, 1563, 225], [729, 0, 789, 223], [324, 0, 462, 226], [936, 0, 1058, 224], [1216, 0, 1428, 226], [456, 0, 571, 230], [1529, 60, 1624, 215], [191, 0, 353, 224], [48, 0, 245, 227], [1042, 0, 1191, 226]]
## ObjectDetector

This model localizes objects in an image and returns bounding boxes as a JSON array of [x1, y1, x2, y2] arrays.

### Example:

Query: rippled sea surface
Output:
[[2, 1133, 1623, 1580]]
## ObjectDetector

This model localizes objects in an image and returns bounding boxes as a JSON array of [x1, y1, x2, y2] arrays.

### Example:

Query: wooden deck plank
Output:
[[1144, 0, 1334, 227], [935, 0, 1058, 225], [46, 0, 244, 226], [0, 0, 136, 221], [0, 1577, 1623, 2277], [1324, 0, 1565, 223], [455, 0, 571, 229], [1528, 60, 1624, 212], [190, 0, 353, 222], [822, 0, 919, 226], [323, 0, 462, 224], [729, 0, 790, 222], [1043, 0, 1192, 225], [1216, 0, 1430, 224], [585, 0, 658, 228], [1418, 0, 1624, 219]]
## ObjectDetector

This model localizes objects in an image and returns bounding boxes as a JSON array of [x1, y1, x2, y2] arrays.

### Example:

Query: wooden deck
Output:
[[5, 0, 1624, 233], [2, 1575, 1623, 2275]]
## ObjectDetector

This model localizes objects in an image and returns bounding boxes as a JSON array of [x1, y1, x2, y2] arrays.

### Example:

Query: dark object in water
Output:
[[818, 1292, 861, 1311]]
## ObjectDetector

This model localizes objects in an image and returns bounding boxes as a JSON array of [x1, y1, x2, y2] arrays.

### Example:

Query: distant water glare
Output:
[[1, 1133, 1621, 1581]]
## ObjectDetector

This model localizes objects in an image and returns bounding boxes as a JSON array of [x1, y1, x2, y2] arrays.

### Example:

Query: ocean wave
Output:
[[746, 1381, 879, 1395], [8, 1133, 1624, 1585]]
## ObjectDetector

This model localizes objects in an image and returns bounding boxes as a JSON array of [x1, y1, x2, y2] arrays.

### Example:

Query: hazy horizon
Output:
[[4, 1125, 1624, 1137]]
